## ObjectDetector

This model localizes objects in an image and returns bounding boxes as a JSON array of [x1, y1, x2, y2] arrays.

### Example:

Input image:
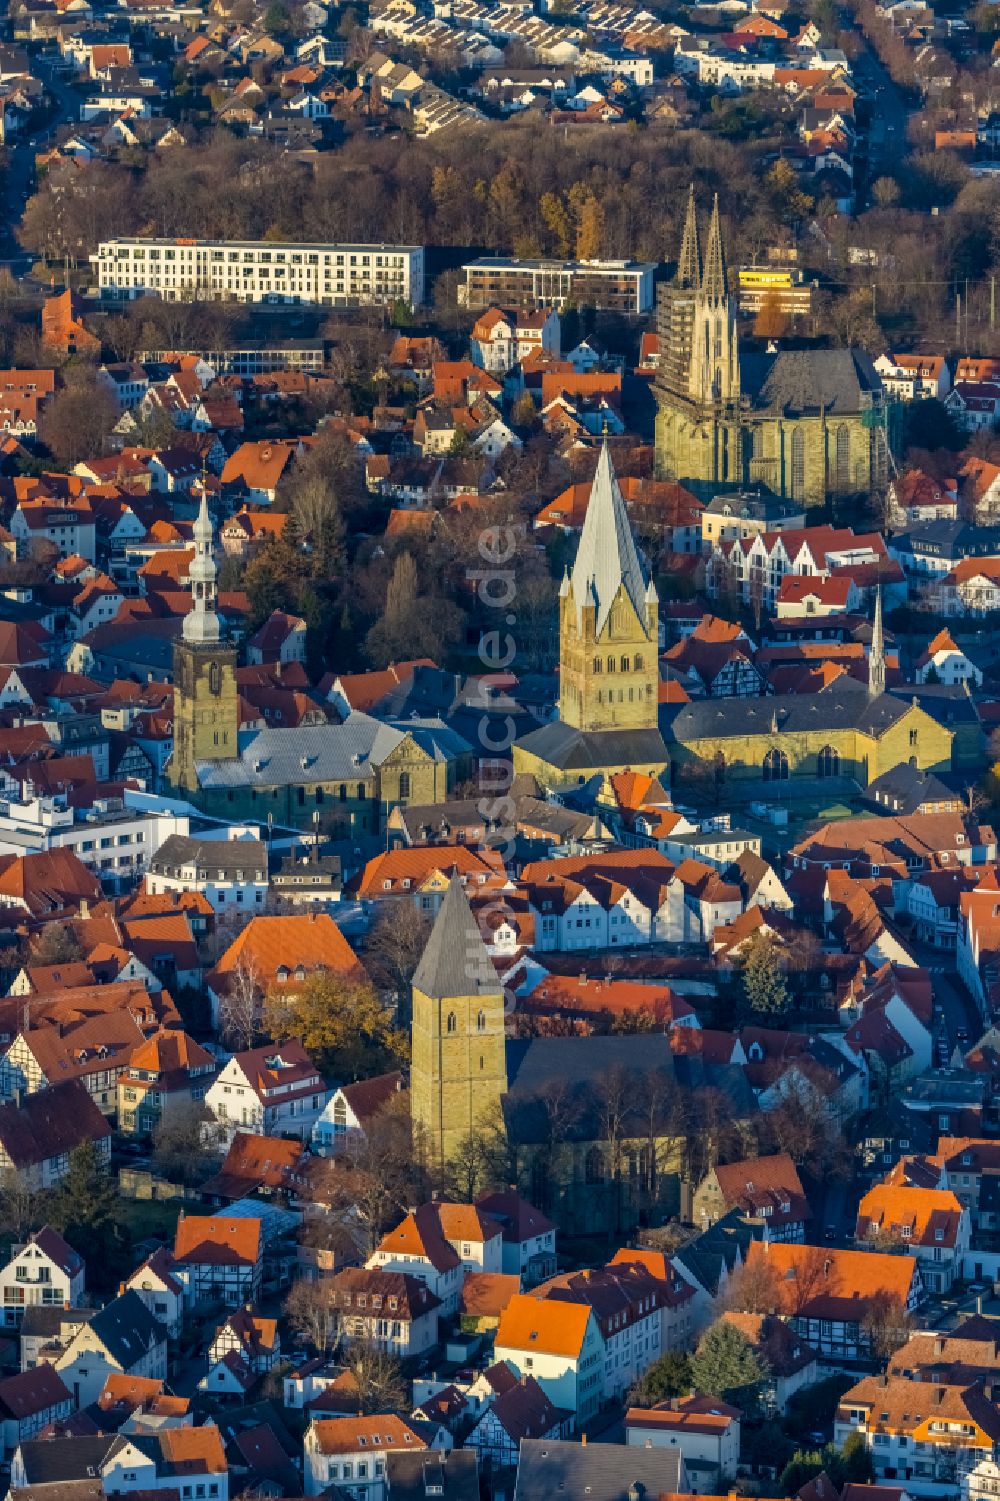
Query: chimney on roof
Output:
[[580, 1434, 587, 1447], [79, 898, 90, 919]]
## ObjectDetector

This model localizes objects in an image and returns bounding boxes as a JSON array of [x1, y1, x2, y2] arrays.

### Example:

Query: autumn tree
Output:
[[38, 383, 118, 466], [32, 923, 84, 966], [265, 971, 408, 1082], [753, 291, 790, 341], [363, 551, 464, 668]]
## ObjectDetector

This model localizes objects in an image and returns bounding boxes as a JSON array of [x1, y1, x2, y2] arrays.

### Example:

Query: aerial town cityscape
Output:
[[4, 0, 1000, 1496]]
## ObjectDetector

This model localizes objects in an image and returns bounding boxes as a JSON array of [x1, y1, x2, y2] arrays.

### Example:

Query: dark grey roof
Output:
[[670, 680, 915, 744], [890, 520, 1000, 559], [19, 1307, 94, 1340], [673, 1208, 755, 1297], [514, 720, 668, 772], [502, 1035, 677, 1145], [866, 762, 959, 814], [412, 872, 500, 1000], [16, 1436, 116, 1486], [386, 1451, 479, 1501], [149, 834, 267, 879], [513, 1440, 683, 1501], [86, 1290, 166, 1369], [741, 348, 882, 416], [899, 683, 982, 728]]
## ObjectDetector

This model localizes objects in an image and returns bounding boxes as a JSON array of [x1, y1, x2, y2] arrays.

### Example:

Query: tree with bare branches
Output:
[[219, 955, 264, 1052], [342, 1338, 407, 1415], [285, 1278, 340, 1355]]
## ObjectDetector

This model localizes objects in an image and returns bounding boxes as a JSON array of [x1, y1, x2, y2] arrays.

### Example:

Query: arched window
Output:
[[835, 424, 850, 490], [476, 1010, 486, 1032], [818, 744, 840, 778], [585, 1147, 605, 1185], [607, 657, 615, 674], [593, 657, 602, 673], [790, 426, 805, 500], [633, 654, 643, 671], [446, 1012, 457, 1034], [316, 786, 325, 804], [398, 772, 410, 799], [209, 661, 221, 696], [763, 747, 789, 781], [620, 655, 629, 672]]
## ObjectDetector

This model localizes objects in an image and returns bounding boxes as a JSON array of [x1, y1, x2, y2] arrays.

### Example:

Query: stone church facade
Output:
[[654, 190, 888, 508]]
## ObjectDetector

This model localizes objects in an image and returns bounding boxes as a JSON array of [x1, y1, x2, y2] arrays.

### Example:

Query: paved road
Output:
[[0, 51, 82, 275], [850, 30, 912, 201]]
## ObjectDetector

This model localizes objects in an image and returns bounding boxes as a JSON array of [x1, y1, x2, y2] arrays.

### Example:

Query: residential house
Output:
[[117, 1030, 216, 1136], [0, 1365, 73, 1454], [475, 1191, 557, 1286], [692, 1153, 810, 1241], [719, 1312, 819, 1414], [742, 1241, 923, 1361], [0, 1228, 85, 1328], [54, 1290, 167, 1408], [834, 1374, 1000, 1495], [493, 1294, 604, 1429], [304, 1415, 428, 1499], [465, 1368, 571, 1471], [624, 1394, 740, 1483], [124, 1249, 188, 1339], [172, 1215, 263, 1307], [204, 1040, 329, 1145], [366, 1203, 503, 1317], [312, 1072, 404, 1157], [326, 1268, 441, 1360], [855, 1184, 971, 1293], [0, 1078, 111, 1190]]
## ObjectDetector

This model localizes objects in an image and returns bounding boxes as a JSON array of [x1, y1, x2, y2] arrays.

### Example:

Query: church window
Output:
[[476, 1010, 486, 1032], [209, 662, 222, 695], [297, 786, 305, 806], [620, 656, 628, 672], [446, 1013, 457, 1034], [790, 427, 805, 500], [634, 655, 643, 671], [763, 747, 789, 781], [480, 1056, 485, 1070], [818, 745, 840, 778], [618, 689, 624, 703], [910, 730, 918, 747], [399, 772, 411, 799], [629, 687, 634, 702], [607, 658, 615, 674], [357, 784, 365, 799], [585, 1148, 605, 1184], [593, 657, 602, 673], [835, 425, 850, 490], [316, 786, 325, 804]]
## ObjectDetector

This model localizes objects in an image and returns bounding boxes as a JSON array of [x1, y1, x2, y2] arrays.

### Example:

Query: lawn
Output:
[[116, 1197, 193, 1246]]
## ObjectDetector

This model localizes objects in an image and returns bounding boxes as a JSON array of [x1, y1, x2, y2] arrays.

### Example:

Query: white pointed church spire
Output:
[[183, 487, 221, 645], [868, 586, 885, 698], [570, 441, 654, 640]]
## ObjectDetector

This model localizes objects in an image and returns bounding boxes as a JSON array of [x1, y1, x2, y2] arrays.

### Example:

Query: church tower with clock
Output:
[[169, 490, 238, 793]]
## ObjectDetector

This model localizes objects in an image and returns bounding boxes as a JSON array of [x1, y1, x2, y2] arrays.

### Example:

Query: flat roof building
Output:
[[91, 238, 425, 308], [459, 256, 655, 314]]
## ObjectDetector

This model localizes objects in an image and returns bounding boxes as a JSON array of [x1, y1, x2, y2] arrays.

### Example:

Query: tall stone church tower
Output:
[[558, 442, 660, 735], [170, 491, 238, 793], [410, 873, 508, 1172]]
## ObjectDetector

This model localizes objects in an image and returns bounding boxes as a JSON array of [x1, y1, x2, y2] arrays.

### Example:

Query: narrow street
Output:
[[0, 52, 82, 277]]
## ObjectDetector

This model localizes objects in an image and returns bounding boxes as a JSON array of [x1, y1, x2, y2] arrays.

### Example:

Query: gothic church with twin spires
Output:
[[655, 189, 888, 508]]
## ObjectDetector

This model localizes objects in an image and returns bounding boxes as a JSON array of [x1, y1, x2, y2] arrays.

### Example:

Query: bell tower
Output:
[[410, 873, 508, 1173], [170, 490, 238, 793], [558, 442, 659, 735]]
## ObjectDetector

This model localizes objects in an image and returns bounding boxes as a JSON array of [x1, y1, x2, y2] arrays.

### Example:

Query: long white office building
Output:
[[90, 237, 426, 308]]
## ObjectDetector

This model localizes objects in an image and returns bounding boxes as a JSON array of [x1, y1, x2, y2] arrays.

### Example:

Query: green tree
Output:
[[49, 1142, 118, 1267], [689, 1318, 769, 1409], [740, 932, 790, 1017], [264, 972, 408, 1081], [627, 1351, 692, 1408]]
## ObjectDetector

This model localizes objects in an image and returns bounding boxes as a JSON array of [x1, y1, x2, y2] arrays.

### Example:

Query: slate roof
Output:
[[412, 871, 500, 999], [741, 347, 882, 416], [570, 442, 652, 637], [385, 1451, 479, 1501], [149, 835, 267, 880], [15, 1435, 116, 1485], [196, 712, 470, 788], [670, 679, 916, 743], [514, 719, 668, 772], [513, 1439, 683, 1501], [86, 1291, 166, 1368]]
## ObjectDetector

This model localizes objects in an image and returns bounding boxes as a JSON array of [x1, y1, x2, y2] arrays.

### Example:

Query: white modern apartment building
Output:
[[91, 238, 426, 308]]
